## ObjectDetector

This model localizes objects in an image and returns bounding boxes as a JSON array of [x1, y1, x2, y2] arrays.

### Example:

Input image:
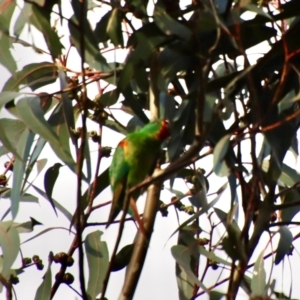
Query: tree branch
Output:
[[118, 168, 162, 299]]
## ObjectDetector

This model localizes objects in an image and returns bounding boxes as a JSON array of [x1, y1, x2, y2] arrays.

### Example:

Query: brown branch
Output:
[[274, 200, 300, 211], [269, 221, 300, 228], [75, 2, 89, 298], [119, 168, 162, 299], [261, 108, 300, 132]]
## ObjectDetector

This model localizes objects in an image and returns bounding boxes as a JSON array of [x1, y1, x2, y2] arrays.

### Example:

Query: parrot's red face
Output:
[[156, 120, 170, 140]]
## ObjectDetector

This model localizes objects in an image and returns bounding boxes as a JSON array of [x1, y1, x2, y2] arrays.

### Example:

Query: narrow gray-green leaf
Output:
[[69, 16, 110, 72], [213, 134, 230, 177], [0, 32, 17, 74], [0, 92, 23, 108], [275, 226, 293, 265], [31, 184, 72, 222], [30, 5, 63, 58], [34, 253, 52, 300], [16, 97, 59, 145], [210, 291, 224, 300], [0, 119, 25, 161], [3, 62, 57, 91], [0, 222, 20, 276], [85, 230, 109, 298], [22, 227, 74, 244], [198, 246, 231, 267], [58, 70, 76, 145], [169, 183, 227, 239], [251, 251, 266, 296], [13, 217, 42, 234], [171, 245, 208, 293], [106, 8, 124, 47], [11, 129, 35, 219], [154, 6, 192, 40]]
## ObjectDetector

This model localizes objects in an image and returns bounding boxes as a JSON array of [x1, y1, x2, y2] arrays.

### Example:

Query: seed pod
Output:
[[32, 255, 40, 262], [22, 257, 32, 266], [63, 273, 74, 285], [53, 252, 68, 264], [66, 256, 74, 267]]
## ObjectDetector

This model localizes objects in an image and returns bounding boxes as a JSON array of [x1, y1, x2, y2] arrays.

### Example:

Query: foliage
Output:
[[0, 0, 300, 299]]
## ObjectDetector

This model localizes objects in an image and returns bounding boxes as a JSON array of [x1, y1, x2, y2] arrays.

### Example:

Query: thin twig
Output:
[[100, 192, 131, 299], [76, 1, 88, 298]]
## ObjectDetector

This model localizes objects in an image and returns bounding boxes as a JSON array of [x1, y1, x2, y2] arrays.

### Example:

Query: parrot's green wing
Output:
[[107, 140, 129, 227], [107, 120, 170, 231]]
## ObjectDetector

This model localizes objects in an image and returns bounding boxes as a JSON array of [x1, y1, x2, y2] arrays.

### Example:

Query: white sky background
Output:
[[0, 0, 300, 299]]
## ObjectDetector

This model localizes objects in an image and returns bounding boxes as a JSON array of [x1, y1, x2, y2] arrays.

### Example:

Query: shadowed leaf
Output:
[[44, 163, 63, 216]]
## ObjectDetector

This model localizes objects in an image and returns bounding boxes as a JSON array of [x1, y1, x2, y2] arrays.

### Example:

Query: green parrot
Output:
[[107, 119, 170, 231]]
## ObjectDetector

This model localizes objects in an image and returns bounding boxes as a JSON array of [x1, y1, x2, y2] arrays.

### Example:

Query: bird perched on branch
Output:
[[107, 119, 170, 232]]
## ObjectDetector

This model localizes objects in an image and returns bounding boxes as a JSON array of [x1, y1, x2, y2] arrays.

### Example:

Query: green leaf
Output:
[[244, 4, 273, 20], [0, 0, 16, 30], [44, 163, 63, 216], [22, 227, 74, 245], [11, 129, 35, 219], [106, 8, 124, 47], [154, 6, 192, 40], [3, 62, 57, 91], [251, 251, 266, 296], [24, 138, 48, 186], [126, 115, 145, 133], [84, 131, 92, 183], [34, 253, 52, 300], [159, 47, 194, 80], [275, 226, 293, 265], [36, 158, 48, 175], [213, 134, 230, 177], [47, 101, 77, 171], [169, 183, 226, 240], [16, 97, 59, 144], [14, 3, 32, 37], [0, 190, 38, 204], [280, 188, 300, 222], [30, 5, 63, 58], [58, 70, 76, 145], [0, 92, 23, 108], [104, 119, 127, 135], [171, 245, 208, 295], [31, 184, 72, 222], [176, 225, 200, 300], [28, 137, 47, 166], [122, 87, 149, 124], [85, 231, 109, 298], [0, 119, 26, 161], [0, 32, 17, 74], [262, 161, 300, 187], [13, 217, 42, 234], [214, 208, 247, 262], [210, 291, 225, 300], [159, 92, 177, 121], [0, 222, 20, 276], [111, 244, 134, 272], [83, 167, 109, 207], [198, 246, 231, 267], [94, 10, 111, 44], [31, 0, 45, 6], [16, 98, 77, 174], [97, 89, 118, 107], [69, 16, 110, 72], [188, 172, 207, 208]]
